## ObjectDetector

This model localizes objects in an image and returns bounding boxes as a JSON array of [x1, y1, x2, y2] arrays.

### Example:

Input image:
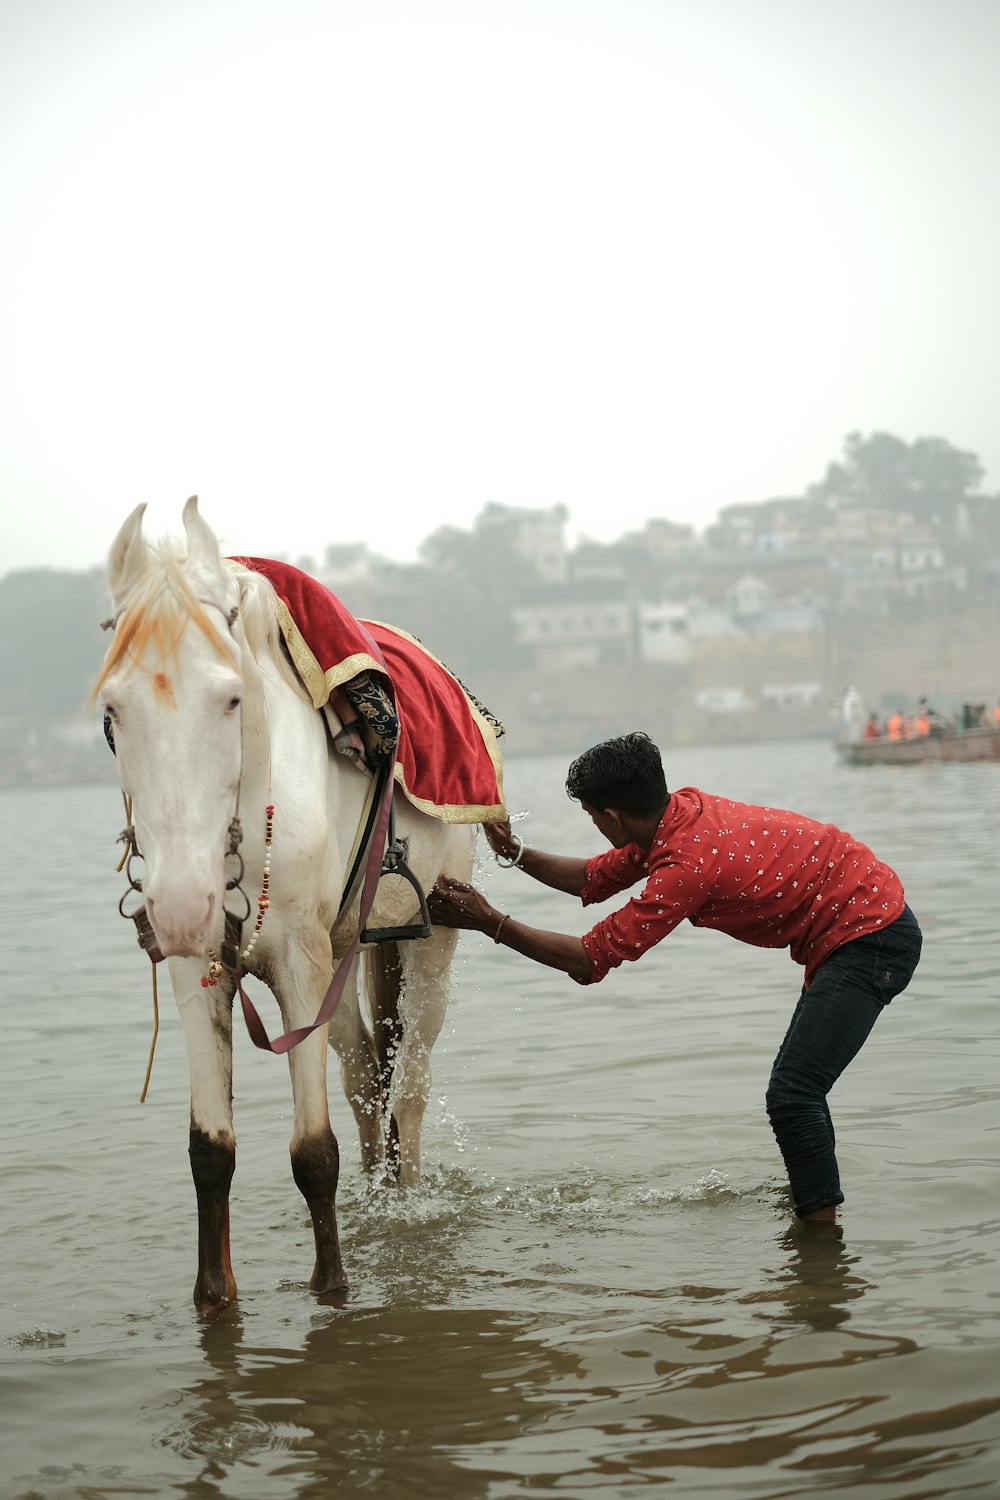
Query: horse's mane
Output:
[[228, 562, 311, 702]]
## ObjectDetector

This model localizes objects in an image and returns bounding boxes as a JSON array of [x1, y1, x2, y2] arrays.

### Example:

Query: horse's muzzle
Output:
[[146, 889, 217, 958]]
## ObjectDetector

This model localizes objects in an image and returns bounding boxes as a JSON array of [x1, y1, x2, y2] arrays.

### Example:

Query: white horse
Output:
[[94, 498, 488, 1312]]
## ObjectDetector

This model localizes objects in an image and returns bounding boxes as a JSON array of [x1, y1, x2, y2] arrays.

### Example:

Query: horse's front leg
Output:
[[275, 946, 348, 1297], [171, 961, 238, 1314], [288, 1031, 348, 1296]]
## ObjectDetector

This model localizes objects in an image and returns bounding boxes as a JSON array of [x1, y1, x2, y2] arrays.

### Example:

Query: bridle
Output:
[[109, 595, 249, 972]]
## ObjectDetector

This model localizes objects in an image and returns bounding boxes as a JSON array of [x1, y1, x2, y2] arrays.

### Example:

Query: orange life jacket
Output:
[[886, 713, 905, 740]]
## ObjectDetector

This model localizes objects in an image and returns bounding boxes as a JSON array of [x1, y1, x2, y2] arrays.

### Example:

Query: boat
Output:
[[836, 725, 1000, 766]]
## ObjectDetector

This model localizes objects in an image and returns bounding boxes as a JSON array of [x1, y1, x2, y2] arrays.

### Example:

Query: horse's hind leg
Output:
[[327, 957, 383, 1174], [388, 927, 458, 1189], [364, 942, 404, 1180], [173, 965, 238, 1313]]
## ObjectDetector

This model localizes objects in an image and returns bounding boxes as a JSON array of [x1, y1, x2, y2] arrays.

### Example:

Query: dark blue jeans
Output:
[[766, 905, 922, 1217]]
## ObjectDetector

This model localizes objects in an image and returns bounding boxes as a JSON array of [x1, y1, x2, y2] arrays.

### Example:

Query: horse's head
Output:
[[96, 497, 246, 958]]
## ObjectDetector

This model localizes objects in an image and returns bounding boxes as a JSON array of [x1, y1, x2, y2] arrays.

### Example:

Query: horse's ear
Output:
[[107, 503, 148, 599], [182, 495, 222, 572]]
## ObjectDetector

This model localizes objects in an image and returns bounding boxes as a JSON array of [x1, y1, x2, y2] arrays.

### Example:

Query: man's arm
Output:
[[428, 875, 594, 983], [482, 819, 589, 896]]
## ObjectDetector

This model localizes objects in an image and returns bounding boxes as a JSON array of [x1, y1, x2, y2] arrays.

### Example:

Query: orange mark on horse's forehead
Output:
[[153, 671, 176, 706]]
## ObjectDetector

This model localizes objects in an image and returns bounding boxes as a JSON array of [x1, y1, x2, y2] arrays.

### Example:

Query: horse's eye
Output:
[[225, 697, 241, 715]]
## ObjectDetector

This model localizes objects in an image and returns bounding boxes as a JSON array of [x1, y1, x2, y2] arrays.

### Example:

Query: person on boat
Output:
[[914, 697, 947, 737], [994, 701, 1000, 729], [910, 705, 931, 738], [862, 714, 882, 740], [428, 731, 922, 1228], [886, 710, 906, 741]]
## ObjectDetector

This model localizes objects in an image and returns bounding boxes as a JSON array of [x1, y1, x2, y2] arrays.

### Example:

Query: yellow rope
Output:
[[139, 961, 160, 1103]]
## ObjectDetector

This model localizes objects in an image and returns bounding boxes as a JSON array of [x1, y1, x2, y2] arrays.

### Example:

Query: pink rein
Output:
[[235, 751, 395, 1054], [236, 621, 396, 1054]]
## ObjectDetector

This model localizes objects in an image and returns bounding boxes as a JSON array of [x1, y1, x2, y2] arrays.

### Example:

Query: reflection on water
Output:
[[5, 1173, 1000, 1500], [3, 752, 1000, 1499], [145, 1220, 994, 1500], [165, 1307, 581, 1500], [749, 1226, 870, 1332]]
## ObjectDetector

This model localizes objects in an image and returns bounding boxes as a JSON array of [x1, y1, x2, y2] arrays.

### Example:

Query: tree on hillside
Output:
[[0, 569, 107, 732], [807, 431, 985, 528], [415, 513, 540, 669]]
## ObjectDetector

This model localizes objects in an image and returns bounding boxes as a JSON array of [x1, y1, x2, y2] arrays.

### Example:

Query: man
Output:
[[428, 732, 922, 1225]]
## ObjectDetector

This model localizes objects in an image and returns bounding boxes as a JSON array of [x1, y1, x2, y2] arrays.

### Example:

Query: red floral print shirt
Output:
[[579, 787, 905, 987]]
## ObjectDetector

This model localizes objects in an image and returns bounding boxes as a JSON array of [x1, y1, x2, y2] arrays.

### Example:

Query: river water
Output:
[[2, 740, 999, 1500]]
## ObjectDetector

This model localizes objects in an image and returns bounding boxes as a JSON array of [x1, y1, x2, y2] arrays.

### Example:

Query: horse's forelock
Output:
[[91, 541, 237, 703]]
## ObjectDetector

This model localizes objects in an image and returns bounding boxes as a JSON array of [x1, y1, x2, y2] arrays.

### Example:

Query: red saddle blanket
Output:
[[229, 557, 506, 824]]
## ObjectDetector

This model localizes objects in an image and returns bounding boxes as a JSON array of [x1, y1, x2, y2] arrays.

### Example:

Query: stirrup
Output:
[[361, 834, 432, 944]]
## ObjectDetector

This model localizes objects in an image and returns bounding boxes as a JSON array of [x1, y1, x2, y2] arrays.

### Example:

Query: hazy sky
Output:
[[3, 0, 999, 574]]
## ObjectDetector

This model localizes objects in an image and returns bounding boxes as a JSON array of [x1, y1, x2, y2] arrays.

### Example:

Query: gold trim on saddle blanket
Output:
[[361, 620, 507, 825], [252, 583, 506, 825], [271, 595, 379, 706]]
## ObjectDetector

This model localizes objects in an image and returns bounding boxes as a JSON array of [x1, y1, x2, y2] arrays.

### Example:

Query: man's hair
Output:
[[565, 731, 668, 817]]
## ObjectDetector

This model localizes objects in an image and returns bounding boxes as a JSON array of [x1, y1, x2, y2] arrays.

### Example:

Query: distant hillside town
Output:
[[3, 430, 1000, 783]]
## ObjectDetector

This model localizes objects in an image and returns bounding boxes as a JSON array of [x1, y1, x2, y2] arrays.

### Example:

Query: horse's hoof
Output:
[[309, 1263, 348, 1300], [315, 1284, 350, 1308], [195, 1289, 238, 1319], [193, 1275, 238, 1318], [197, 1297, 240, 1322]]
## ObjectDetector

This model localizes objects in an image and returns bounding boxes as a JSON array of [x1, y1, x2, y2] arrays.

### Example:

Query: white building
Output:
[[637, 603, 691, 664], [695, 687, 755, 714], [511, 599, 633, 670], [760, 682, 822, 711]]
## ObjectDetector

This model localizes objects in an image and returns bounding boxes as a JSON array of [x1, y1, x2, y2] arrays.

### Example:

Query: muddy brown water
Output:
[[3, 741, 998, 1499]]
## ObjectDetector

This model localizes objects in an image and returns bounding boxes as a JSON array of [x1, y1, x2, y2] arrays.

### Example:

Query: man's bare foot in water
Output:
[[798, 1205, 842, 1239], [800, 1205, 837, 1222]]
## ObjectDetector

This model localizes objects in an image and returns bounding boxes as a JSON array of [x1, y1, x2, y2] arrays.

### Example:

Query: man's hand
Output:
[[428, 875, 498, 933], [481, 819, 590, 897], [482, 819, 517, 862], [430, 874, 594, 982]]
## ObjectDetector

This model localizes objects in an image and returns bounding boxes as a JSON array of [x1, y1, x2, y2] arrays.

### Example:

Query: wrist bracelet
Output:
[[493, 913, 510, 943], [495, 833, 525, 869]]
